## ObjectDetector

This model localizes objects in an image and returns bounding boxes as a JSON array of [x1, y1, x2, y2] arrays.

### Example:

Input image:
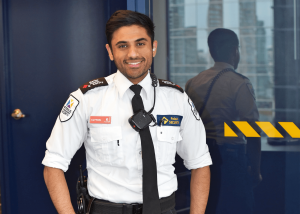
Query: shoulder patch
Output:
[[158, 79, 184, 93], [59, 95, 79, 122], [188, 98, 200, 120], [80, 77, 108, 94]]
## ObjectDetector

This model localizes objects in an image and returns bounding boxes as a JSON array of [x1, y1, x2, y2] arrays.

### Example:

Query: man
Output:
[[185, 28, 262, 214], [43, 10, 211, 214]]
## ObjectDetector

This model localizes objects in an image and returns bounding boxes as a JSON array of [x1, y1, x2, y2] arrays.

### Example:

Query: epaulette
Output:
[[158, 79, 184, 93], [233, 71, 249, 80], [80, 77, 108, 94]]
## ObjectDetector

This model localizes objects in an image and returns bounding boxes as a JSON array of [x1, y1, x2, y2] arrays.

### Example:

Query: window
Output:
[[166, 0, 300, 213]]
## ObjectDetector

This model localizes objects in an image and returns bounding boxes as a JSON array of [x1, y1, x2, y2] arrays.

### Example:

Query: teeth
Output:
[[127, 61, 141, 65]]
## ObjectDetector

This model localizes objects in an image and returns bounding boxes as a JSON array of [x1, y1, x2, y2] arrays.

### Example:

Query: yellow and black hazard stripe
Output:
[[225, 122, 300, 138]]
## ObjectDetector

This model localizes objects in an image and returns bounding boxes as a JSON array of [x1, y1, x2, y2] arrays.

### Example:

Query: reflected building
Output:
[[207, 0, 223, 30], [207, 0, 223, 65], [169, 1, 199, 88], [274, 0, 300, 128], [256, 20, 267, 74], [168, 0, 275, 120], [239, 0, 257, 75]]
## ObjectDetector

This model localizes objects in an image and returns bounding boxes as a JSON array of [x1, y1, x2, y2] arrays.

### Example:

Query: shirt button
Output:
[[139, 151, 142, 155], [171, 137, 174, 140]]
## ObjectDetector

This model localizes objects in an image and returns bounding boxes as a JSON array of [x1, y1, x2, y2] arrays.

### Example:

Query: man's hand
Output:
[[190, 166, 210, 214], [44, 166, 76, 214]]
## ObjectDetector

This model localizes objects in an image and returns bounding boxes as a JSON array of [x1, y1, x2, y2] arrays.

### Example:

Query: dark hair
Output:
[[106, 10, 155, 48], [208, 28, 239, 62]]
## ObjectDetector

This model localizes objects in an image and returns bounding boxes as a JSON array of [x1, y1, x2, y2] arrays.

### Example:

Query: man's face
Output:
[[106, 25, 158, 84]]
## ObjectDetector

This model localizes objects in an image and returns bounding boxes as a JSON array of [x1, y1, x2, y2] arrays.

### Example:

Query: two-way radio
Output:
[[76, 165, 90, 214]]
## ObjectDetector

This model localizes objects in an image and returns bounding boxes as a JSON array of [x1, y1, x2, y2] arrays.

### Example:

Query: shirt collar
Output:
[[138, 71, 152, 99], [212, 62, 234, 70], [113, 70, 152, 99]]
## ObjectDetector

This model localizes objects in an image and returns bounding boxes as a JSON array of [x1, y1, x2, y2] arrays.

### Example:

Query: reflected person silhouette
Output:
[[185, 28, 262, 214]]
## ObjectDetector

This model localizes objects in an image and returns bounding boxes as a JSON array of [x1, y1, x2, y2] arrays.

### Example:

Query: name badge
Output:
[[157, 115, 183, 126], [90, 116, 111, 124]]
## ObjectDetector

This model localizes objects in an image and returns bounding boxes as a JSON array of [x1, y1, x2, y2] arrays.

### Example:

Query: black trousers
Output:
[[205, 141, 254, 214]]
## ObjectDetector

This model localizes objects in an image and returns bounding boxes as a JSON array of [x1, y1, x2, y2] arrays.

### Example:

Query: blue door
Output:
[[0, 0, 151, 213]]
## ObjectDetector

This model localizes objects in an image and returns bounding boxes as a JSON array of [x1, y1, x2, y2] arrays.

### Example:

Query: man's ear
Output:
[[106, 44, 114, 61], [152, 40, 158, 57]]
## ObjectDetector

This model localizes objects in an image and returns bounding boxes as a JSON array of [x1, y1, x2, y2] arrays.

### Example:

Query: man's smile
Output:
[[124, 59, 145, 68], [126, 61, 141, 65]]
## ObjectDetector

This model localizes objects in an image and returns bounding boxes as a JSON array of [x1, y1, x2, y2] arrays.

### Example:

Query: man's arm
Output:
[[190, 166, 210, 214], [44, 166, 75, 214]]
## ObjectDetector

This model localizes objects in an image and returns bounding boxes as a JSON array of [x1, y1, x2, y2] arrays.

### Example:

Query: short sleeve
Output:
[[42, 89, 87, 172], [177, 93, 212, 170], [235, 79, 259, 125]]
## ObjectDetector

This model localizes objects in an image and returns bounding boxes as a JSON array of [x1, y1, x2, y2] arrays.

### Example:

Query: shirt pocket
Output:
[[90, 126, 123, 166], [156, 126, 182, 165]]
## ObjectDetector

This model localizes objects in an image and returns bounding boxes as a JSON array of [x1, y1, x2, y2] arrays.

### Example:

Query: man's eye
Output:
[[137, 43, 145, 46], [118, 45, 127, 48]]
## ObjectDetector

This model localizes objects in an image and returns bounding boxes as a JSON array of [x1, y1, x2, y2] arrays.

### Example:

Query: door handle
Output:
[[11, 109, 26, 120]]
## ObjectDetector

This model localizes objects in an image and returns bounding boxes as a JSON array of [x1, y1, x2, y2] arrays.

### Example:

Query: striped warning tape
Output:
[[224, 122, 300, 138]]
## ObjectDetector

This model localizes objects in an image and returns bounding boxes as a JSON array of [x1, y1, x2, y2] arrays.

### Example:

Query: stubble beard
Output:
[[116, 58, 152, 81], [123, 67, 149, 80]]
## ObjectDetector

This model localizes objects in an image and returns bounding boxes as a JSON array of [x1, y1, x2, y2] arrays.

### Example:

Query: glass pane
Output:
[[166, 0, 300, 213]]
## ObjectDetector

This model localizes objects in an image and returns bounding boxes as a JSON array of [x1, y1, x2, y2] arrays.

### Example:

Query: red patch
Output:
[[90, 116, 111, 124]]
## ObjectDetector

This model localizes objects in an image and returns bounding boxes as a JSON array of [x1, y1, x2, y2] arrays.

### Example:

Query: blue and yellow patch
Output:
[[157, 115, 183, 126]]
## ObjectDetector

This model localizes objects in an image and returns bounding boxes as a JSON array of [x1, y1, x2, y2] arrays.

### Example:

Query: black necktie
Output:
[[130, 85, 161, 214]]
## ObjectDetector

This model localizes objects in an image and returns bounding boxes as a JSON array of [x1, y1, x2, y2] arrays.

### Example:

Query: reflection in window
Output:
[[168, 0, 274, 124]]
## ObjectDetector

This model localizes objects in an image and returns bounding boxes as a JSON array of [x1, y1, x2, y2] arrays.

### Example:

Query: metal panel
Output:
[[0, 0, 128, 213]]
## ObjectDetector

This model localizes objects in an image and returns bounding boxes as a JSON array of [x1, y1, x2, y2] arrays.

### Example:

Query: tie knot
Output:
[[130, 84, 142, 95]]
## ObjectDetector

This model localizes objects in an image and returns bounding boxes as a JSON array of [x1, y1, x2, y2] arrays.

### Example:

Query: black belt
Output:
[[89, 192, 175, 214]]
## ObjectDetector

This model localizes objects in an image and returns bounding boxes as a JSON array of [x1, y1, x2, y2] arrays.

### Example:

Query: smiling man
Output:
[[42, 10, 212, 214]]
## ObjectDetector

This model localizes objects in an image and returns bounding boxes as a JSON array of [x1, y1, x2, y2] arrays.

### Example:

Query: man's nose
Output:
[[127, 46, 139, 58]]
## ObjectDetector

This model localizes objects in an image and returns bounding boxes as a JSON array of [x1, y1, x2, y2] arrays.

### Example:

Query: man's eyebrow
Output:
[[115, 41, 127, 46], [136, 38, 148, 42], [115, 38, 148, 46]]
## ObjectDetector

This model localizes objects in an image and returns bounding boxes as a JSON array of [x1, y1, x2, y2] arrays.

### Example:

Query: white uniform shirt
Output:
[[42, 70, 212, 204]]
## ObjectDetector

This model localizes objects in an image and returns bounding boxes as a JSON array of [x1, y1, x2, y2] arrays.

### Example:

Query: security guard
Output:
[[42, 10, 211, 214], [185, 28, 262, 214]]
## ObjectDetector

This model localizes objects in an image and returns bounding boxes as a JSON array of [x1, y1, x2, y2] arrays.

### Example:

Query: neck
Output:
[[216, 60, 234, 67]]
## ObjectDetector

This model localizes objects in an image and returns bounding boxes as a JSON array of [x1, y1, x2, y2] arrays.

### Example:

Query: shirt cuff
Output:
[[42, 150, 70, 172], [183, 152, 212, 170]]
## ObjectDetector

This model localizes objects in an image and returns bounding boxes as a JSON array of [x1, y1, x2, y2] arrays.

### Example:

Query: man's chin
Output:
[[124, 68, 148, 80]]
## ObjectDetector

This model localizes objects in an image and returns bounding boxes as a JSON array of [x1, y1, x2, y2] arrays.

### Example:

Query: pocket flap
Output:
[[157, 126, 182, 143], [90, 126, 122, 143]]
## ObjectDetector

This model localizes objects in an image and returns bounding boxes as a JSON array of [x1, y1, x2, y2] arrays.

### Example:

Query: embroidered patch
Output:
[[158, 79, 184, 93], [188, 98, 200, 121], [59, 95, 79, 122], [157, 115, 183, 126], [80, 77, 108, 94], [90, 116, 111, 124]]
